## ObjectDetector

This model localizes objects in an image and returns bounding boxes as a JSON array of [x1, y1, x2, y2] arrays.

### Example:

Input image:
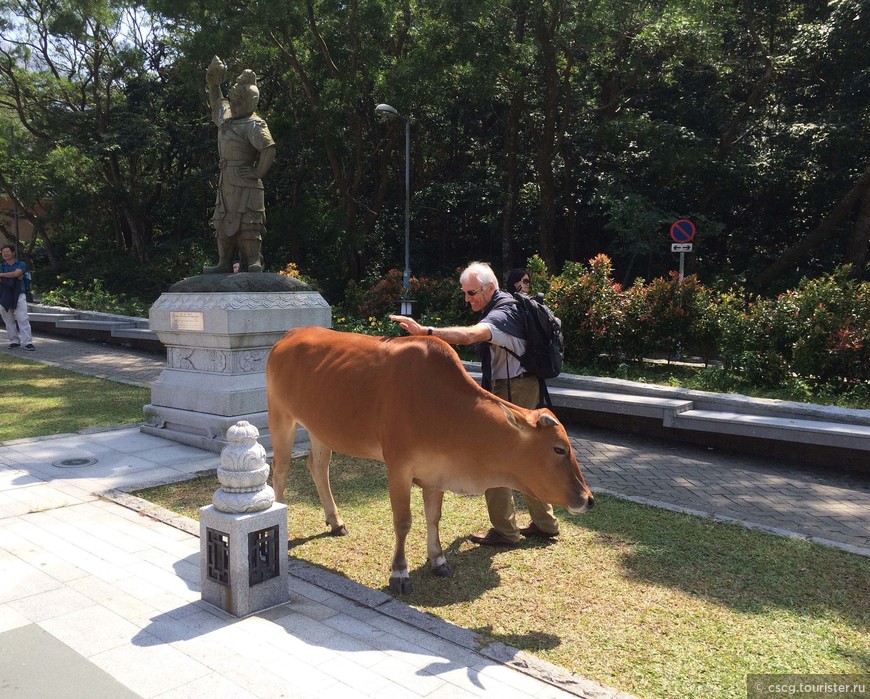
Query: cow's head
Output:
[[501, 404, 594, 514]]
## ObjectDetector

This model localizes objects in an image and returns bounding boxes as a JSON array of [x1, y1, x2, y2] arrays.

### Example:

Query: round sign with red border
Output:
[[670, 219, 696, 243]]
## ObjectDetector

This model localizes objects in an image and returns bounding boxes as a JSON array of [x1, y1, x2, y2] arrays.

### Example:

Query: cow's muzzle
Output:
[[567, 492, 594, 515]]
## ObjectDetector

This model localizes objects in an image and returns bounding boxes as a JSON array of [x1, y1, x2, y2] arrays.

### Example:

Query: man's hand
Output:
[[389, 314, 423, 335]]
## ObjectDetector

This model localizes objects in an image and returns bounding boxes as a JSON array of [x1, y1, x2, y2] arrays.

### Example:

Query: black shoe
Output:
[[469, 528, 521, 547], [519, 522, 559, 539], [24, 344, 35, 351], [7, 343, 20, 349]]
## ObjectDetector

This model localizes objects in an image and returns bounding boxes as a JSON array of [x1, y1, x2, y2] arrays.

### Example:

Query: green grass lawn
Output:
[[0, 354, 149, 441], [136, 455, 870, 699]]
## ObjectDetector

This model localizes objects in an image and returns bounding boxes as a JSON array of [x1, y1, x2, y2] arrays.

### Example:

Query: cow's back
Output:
[[266, 326, 484, 461]]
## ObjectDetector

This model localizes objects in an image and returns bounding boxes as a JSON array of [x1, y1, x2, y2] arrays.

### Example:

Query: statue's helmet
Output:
[[229, 70, 260, 115]]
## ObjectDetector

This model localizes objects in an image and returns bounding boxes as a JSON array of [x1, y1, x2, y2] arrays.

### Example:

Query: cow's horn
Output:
[[538, 413, 559, 427]]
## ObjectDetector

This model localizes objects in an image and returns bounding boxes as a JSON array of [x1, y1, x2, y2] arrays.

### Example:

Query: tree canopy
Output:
[[0, 0, 867, 303]]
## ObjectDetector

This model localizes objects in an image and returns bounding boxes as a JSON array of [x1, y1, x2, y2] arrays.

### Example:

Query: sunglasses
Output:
[[520, 278, 530, 284], [464, 286, 484, 297]]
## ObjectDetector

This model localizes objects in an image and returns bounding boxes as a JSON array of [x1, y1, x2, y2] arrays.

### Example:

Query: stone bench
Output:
[[463, 363, 870, 469], [24, 304, 164, 354], [665, 409, 870, 452], [28, 312, 82, 323], [54, 318, 136, 331]]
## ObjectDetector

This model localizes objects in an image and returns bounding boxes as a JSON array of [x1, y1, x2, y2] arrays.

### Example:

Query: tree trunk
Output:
[[845, 184, 870, 276], [532, 8, 561, 271], [501, 91, 522, 272], [755, 163, 870, 287]]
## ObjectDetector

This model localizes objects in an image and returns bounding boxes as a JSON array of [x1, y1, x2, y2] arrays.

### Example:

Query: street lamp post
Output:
[[375, 103, 415, 317]]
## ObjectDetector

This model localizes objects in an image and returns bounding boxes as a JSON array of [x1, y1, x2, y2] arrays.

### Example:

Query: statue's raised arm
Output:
[[205, 56, 229, 126], [203, 56, 277, 274]]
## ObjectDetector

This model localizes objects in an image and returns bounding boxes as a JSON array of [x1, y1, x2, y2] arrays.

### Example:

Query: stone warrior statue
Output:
[[203, 56, 276, 274]]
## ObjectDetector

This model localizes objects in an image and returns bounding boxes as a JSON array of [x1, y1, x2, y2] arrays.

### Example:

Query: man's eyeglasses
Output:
[[464, 287, 484, 297]]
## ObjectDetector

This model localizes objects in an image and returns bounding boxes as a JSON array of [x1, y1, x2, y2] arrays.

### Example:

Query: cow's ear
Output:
[[537, 412, 559, 428], [499, 403, 521, 428]]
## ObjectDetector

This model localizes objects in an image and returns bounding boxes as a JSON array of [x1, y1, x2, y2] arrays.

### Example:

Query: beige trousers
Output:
[[485, 374, 559, 541]]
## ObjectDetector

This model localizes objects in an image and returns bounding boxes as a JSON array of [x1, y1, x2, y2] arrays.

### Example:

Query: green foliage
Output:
[[548, 254, 624, 366], [339, 268, 469, 328], [1, 0, 867, 377], [40, 278, 148, 316], [340, 257, 869, 402], [719, 268, 870, 388]]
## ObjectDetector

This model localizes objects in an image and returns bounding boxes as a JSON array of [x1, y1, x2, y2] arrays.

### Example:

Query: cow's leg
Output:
[[422, 487, 452, 578], [270, 419, 298, 504], [387, 475, 413, 595], [306, 438, 347, 536]]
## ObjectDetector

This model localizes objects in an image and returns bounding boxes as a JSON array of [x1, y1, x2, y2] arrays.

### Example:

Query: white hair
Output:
[[460, 261, 499, 289]]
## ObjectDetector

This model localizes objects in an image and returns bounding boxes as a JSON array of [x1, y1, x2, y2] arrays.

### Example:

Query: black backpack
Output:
[[491, 292, 564, 406]]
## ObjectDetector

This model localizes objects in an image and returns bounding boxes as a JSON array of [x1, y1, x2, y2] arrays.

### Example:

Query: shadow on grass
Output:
[[572, 494, 870, 632]]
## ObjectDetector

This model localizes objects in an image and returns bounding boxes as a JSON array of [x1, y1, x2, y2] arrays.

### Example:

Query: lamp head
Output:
[[375, 103, 400, 118]]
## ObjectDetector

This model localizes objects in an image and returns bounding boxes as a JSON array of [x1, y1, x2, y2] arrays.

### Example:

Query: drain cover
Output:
[[53, 457, 98, 468]]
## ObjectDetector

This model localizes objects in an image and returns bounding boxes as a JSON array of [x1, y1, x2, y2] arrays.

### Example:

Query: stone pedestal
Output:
[[200, 503, 289, 617], [199, 420, 290, 617], [142, 273, 330, 452]]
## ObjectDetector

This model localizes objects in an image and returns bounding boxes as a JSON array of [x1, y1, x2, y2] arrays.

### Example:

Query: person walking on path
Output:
[[0, 243, 34, 351], [390, 261, 560, 547]]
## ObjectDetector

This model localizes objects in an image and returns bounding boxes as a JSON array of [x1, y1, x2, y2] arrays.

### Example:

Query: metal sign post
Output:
[[669, 219, 696, 282]]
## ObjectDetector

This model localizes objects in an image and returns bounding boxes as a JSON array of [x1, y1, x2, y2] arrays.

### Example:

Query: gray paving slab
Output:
[[569, 424, 870, 555]]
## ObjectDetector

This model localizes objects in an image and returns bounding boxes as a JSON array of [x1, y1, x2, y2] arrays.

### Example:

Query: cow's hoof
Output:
[[328, 524, 348, 537], [389, 576, 412, 595], [431, 562, 453, 578]]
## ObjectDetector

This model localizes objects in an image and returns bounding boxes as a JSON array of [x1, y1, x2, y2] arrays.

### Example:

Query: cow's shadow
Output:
[[286, 535, 564, 655], [287, 531, 336, 548]]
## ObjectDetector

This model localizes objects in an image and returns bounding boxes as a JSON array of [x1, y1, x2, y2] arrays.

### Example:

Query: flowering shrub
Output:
[[548, 255, 624, 366], [342, 268, 470, 327], [276, 261, 319, 289], [333, 259, 868, 395]]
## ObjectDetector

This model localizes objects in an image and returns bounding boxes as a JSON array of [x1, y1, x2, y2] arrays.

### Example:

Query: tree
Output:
[[0, 0, 187, 264]]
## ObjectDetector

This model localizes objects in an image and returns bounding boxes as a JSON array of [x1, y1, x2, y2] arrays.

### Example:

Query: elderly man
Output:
[[390, 261, 560, 547], [203, 56, 276, 274]]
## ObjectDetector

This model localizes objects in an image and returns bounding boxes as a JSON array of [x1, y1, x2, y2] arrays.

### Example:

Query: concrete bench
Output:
[[54, 319, 136, 331], [463, 362, 870, 467], [547, 386, 693, 420], [28, 312, 82, 323], [665, 409, 870, 452], [110, 327, 160, 341]]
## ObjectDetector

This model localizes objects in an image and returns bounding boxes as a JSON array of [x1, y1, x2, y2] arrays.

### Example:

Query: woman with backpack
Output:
[[0, 243, 34, 351]]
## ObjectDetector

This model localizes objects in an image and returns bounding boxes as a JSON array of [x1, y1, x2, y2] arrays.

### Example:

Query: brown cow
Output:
[[266, 325, 594, 594]]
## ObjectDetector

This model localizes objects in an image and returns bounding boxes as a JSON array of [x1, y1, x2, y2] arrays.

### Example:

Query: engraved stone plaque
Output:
[[170, 311, 204, 331]]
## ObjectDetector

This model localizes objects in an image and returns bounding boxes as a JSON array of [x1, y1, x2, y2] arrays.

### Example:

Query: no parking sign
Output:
[[670, 219, 696, 243], [670, 218, 695, 281]]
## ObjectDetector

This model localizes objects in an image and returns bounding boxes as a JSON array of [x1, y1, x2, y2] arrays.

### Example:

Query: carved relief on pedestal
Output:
[[151, 292, 330, 312], [167, 347, 268, 374]]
